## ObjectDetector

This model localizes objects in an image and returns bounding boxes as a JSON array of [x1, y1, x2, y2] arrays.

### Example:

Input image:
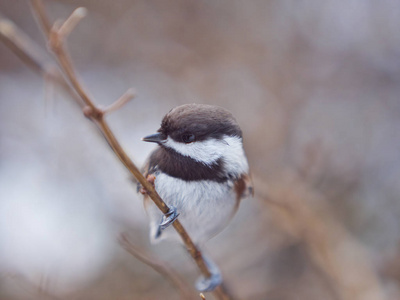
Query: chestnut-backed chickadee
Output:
[[140, 103, 253, 291]]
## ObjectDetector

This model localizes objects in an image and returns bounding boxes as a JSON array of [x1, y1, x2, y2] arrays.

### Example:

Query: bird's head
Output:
[[142, 103, 249, 176]]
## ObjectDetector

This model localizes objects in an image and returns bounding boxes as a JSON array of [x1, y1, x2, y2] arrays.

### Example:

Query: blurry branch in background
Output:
[[1, 273, 62, 300], [0, 1, 232, 299], [119, 234, 194, 299], [0, 12, 83, 107], [0, 13, 45, 73], [379, 244, 400, 288], [254, 163, 386, 300]]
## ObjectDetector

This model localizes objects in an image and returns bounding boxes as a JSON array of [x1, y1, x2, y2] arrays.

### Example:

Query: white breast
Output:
[[145, 172, 238, 245]]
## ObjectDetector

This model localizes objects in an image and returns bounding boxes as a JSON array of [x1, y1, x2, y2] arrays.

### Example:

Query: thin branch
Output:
[[2, 273, 62, 300], [119, 234, 193, 299], [27, 1, 232, 299], [31, 0, 98, 112], [0, 14, 45, 73], [0, 12, 83, 107], [30, 0, 51, 34], [57, 7, 87, 39], [256, 171, 386, 300], [102, 88, 136, 114]]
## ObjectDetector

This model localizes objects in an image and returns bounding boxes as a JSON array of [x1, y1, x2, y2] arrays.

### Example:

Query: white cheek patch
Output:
[[221, 136, 249, 175], [163, 135, 249, 175], [163, 137, 222, 165]]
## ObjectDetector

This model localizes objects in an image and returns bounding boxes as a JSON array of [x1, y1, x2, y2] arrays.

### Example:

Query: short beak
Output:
[[141, 132, 166, 143]]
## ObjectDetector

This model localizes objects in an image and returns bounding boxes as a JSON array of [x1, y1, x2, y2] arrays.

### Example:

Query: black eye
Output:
[[181, 133, 195, 143]]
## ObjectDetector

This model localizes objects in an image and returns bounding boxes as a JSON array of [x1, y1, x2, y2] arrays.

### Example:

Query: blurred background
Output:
[[1, 0, 400, 299]]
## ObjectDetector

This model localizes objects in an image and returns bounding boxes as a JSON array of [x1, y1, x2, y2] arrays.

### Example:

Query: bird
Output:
[[140, 103, 253, 292]]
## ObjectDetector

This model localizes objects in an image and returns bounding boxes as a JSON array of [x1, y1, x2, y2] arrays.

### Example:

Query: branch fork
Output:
[[48, 7, 86, 53], [83, 88, 135, 120]]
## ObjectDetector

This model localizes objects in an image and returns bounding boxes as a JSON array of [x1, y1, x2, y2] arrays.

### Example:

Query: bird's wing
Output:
[[234, 173, 254, 200]]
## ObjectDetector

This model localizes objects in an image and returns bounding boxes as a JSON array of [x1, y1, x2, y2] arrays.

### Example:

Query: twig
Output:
[[0, 13, 45, 73], [256, 171, 386, 300], [119, 234, 193, 299], [0, 13, 83, 107], [27, 1, 232, 299], [57, 7, 87, 40], [102, 88, 136, 114], [2, 273, 61, 300]]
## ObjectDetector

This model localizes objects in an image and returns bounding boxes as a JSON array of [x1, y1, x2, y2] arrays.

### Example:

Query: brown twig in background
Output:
[[21, 1, 232, 299], [119, 234, 194, 300], [0, 13, 45, 73], [254, 172, 386, 300], [1, 273, 62, 300], [103, 88, 137, 114], [0, 12, 83, 108]]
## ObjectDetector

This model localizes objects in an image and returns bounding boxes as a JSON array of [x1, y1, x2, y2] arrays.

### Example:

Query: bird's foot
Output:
[[195, 272, 222, 292], [159, 206, 179, 230], [195, 254, 222, 292], [139, 174, 156, 195]]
